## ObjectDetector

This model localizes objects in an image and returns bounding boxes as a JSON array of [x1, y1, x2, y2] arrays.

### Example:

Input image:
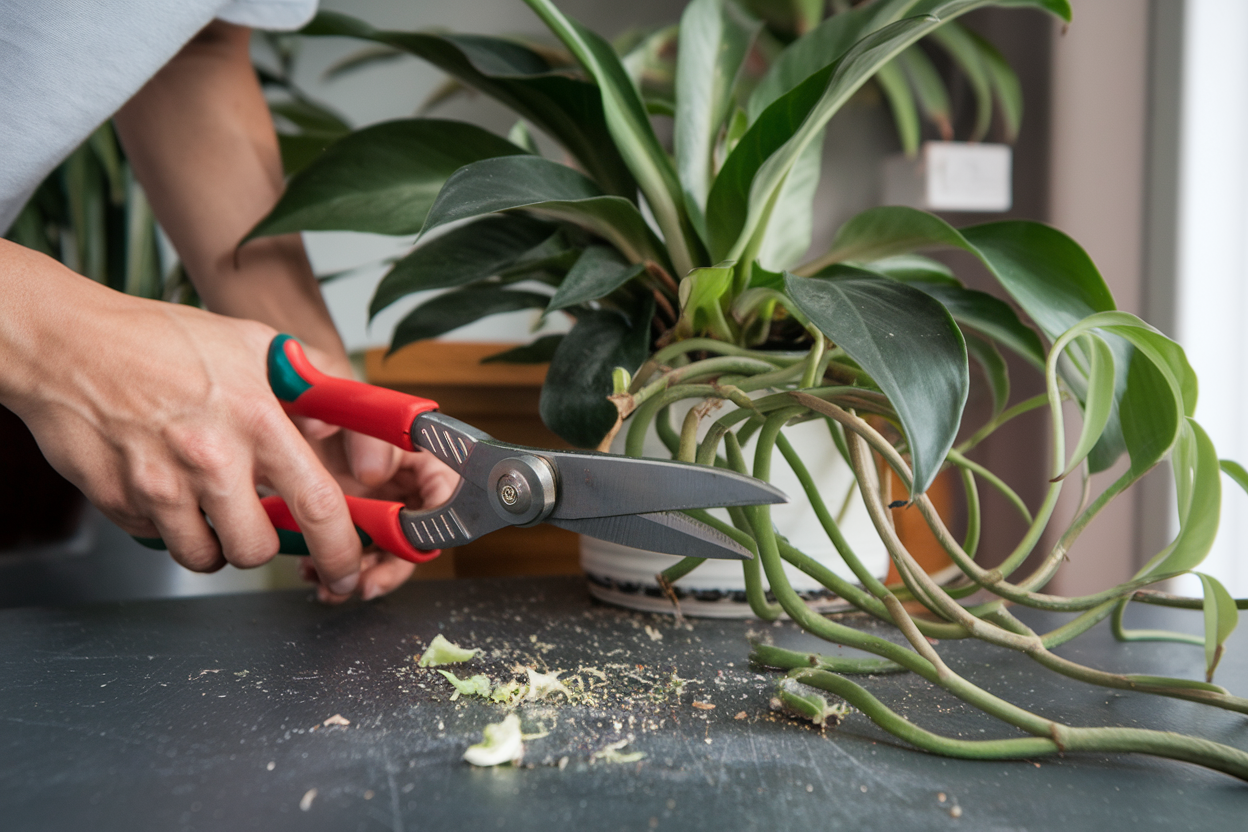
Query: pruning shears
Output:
[[141, 335, 787, 563]]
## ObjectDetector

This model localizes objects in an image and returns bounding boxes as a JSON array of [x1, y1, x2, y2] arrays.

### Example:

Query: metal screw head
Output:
[[487, 455, 557, 526]]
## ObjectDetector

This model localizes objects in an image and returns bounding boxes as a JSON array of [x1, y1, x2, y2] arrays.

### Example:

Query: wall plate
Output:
[[883, 141, 1012, 212]]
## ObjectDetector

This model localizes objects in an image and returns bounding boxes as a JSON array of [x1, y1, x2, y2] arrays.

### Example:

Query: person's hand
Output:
[[0, 243, 365, 594], [286, 352, 460, 603]]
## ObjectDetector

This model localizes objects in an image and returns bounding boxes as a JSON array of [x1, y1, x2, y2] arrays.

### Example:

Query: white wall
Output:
[[1170, 0, 1248, 597], [1044, 0, 1150, 595]]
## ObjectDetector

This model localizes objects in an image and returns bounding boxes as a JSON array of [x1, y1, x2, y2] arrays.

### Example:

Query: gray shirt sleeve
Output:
[[0, 0, 318, 234]]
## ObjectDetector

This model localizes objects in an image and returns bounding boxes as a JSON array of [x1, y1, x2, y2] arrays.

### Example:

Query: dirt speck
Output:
[[299, 789, 317, 811]]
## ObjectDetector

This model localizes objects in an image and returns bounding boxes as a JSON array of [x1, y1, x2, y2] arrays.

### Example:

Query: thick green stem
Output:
[[956, 393, 1049, 454], [791, 670, 1248, 781], [750, 644, 906, 675], [946, 449, 1033, 524]]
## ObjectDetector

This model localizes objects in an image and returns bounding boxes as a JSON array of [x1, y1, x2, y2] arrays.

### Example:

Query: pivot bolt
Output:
[[487, 455, 557, 526]]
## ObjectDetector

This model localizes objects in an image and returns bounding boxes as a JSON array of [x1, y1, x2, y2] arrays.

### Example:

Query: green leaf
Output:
[[548, 245, 645, 311], [897, 45, 952, 140], [303, 12, 636, 198], [785, 268, 968, 496], [969, 29, 1023, 142], [715, 1, 1066, 264], [676, 261, 736, 340], [911, 284, 1045, 370], [875, 59, 920, 156], [389, 286, 550, 354], [1055, 333, 1114, 481], [1221, 459, 1248, 496], [673, 0, 761, 241], [816, 205, 967, 266], [859, 253, 956, 284], [1142, 418, 1221, 577], [276, 133, 341, 176], [482, 335, 565, 364], [540, 303, 653, 448], [964, 333, 1009, 417], [739, 0, 825, 41], [507, 120, 540, 154], [746, 0, 916, 120], [1197, 572, 1238, 683], [1118, 345, 1182, 477], [928, 23, 992, 141], [250, 119, 526, 238], [523, 0, 701, 275], [756, 128, 822, 271], [268, 97, 352, 136], [370, 215, 556, 319], [420, 155, 670, 269], [323, 44, 406, 81]]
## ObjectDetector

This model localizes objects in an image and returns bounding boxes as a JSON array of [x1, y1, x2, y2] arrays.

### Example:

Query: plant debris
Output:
[[299, 789, 316, 811], [437, 670, 492, 701], [418, 634, 481, 667], [522, 666, 572, 702], [591, 737, 646, 764], [322, 714, 350, 727], [463, 714, 524, 767]]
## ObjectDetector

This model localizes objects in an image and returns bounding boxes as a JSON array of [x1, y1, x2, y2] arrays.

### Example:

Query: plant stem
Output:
[[955, 393, 1049, 453], [790, 669, 1248, 781], [750, 644, 906, 675]]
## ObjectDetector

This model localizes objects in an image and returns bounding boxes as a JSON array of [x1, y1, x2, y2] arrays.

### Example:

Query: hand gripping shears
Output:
[[236, 335, 786, 563]]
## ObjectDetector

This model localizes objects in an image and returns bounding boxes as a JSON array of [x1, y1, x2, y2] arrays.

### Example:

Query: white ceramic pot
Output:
[[581, 404, 889, 618]]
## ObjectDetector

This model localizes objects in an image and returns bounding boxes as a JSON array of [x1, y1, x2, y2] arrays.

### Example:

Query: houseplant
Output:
[[250, 0, 1248, 780]]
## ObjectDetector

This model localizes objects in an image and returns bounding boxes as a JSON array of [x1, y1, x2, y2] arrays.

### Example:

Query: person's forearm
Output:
[[113, 20, 344, 362]]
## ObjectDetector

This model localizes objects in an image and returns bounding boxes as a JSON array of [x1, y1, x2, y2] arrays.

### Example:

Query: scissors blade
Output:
[[548, 511, 753, 561], [543, 452, 788, 520]]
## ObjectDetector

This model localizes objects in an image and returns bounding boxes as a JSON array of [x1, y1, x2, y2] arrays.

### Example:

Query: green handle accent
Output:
[[268, 334, 314, 403], [130, 527, 372, 556]]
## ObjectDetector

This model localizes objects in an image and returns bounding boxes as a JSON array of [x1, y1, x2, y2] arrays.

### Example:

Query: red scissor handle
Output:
[[267, 334, 438, 451], [261, 495, 440, 564]]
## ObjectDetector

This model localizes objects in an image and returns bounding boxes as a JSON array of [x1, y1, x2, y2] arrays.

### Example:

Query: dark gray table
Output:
[[2, 576, 1246, 831]]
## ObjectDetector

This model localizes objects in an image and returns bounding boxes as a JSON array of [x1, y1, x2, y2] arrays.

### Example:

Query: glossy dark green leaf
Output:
[[786, 268, 968, 496], [370, 215, 556, 319], [303, 12, 636, 198], [389, 286, 550, 354], [421, 155, 670, 268], [548, 245, 645, 311], [965, 332, 1008, 417], [250, 119, 526, 238], [540, 303, 653, 448], [674, 0, 761, 241], [276, 133, 340, 176], [482, 335, 565, 364], [914, 284, 1045, 370], [1197, 571, 1238, 683]]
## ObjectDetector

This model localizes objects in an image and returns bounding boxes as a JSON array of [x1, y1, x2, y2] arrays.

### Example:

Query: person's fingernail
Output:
[[329, 572, 359, 595], [362, 582, 381, 602]]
